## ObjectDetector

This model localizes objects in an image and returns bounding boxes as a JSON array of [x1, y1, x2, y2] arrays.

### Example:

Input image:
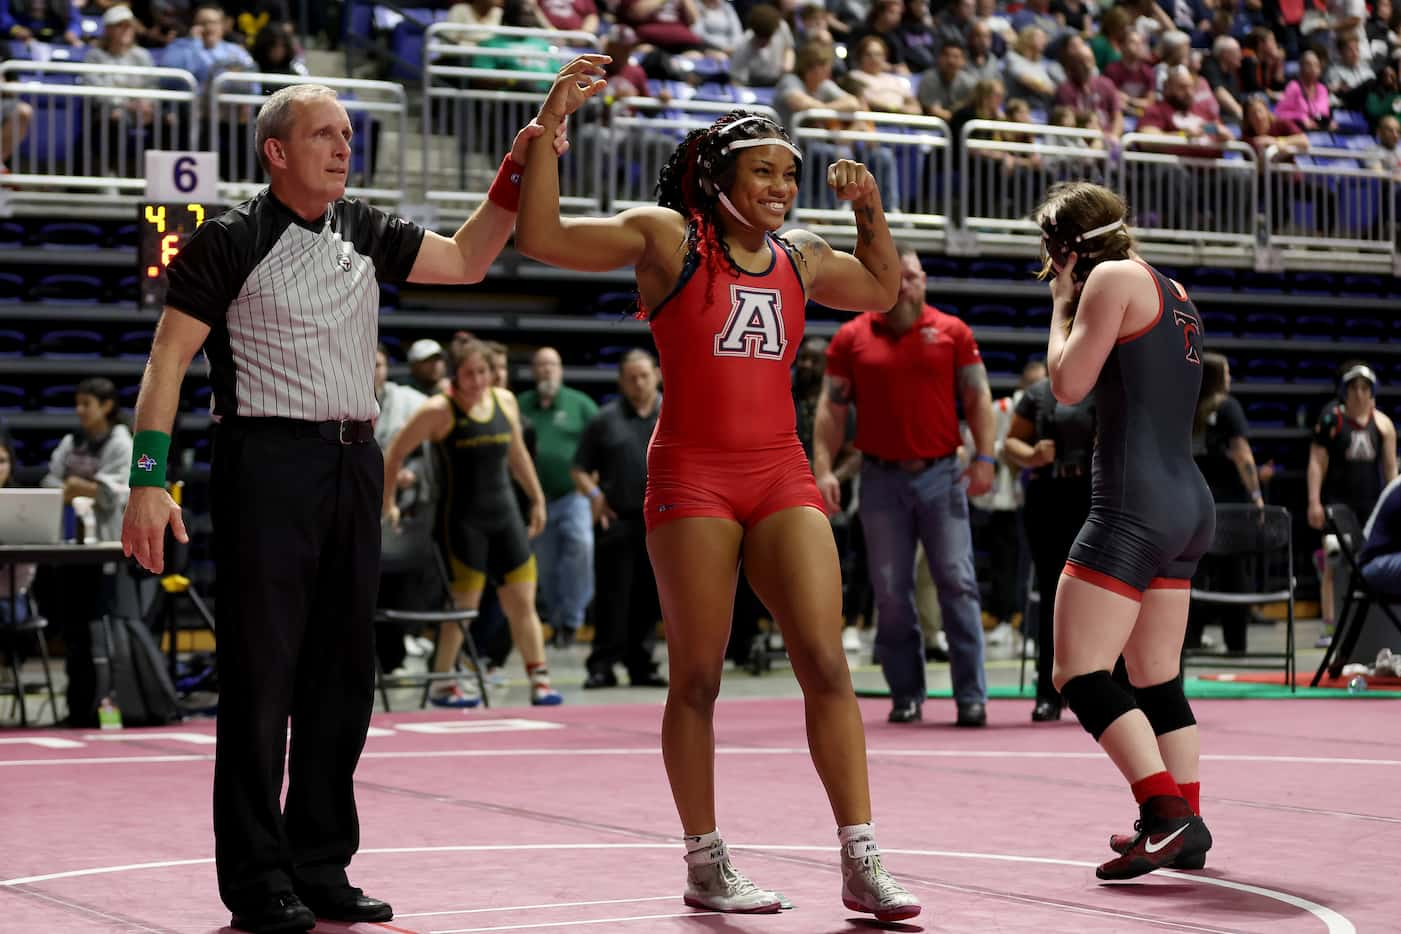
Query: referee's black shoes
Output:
[[1096, 796, 1212, 880], [229, 893, 315, 932], [297, 886, 394, 923]]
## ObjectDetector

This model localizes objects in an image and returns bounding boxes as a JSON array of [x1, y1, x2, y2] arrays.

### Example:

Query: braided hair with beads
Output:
[[646, 110, 803, 318]]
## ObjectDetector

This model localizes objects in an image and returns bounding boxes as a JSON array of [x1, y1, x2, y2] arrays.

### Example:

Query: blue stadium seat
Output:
[[969, 260, 1017, 279], [38, 384, 77, 411], [1245, 400, 1290, 426], [0, 270, 22, 303], [117, 383, 141, 409], [37, 222, 103, 248], [38, 329, 103, 357], [0, 384, 23, 410], [1333, 109, 1368, 134], [1343, 317, 1385, 341], [737, 85, 775, 107], [16, 102, 80, 166], [1191, 267, 1236, 290], [0, 327, 23, 356], [931, 301, 959, 317], [1021, 305, 1051, 330], [1198, 309, 1237, 336], [966, 303, 1018, 327], [1292, 314, 1335, 339], [32, 273, 103, 303], [378, 282, 399, 308], [116, 329, 154, 358], [115, 274, 138, 302], [1241, 312, 1286, 338], [0, 221, 24, 246], [1242, 357, 1288, 382], [980, 349, 1019, 375], [378, 334, 402, 360], [1292, 359, 1335, 384], [1289, 271, 1336, 294], [1341, 274, 1384, 295], [920, 256, 959, 278]]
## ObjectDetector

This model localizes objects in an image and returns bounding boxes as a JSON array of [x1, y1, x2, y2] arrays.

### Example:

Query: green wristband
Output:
[[130, 430, 171, 488]]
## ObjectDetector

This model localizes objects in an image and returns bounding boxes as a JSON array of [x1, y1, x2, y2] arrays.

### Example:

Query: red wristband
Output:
[[487, 154, 525, 212]]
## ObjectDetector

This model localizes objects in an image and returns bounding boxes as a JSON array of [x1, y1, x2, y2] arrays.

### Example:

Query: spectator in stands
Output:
[[849, 0, 911, 73], [0, 435, 36, 627], [845, 34, 921, 112], [1004, 25, 1064, 111], [1241, 25, 1288, 101], [1012, 0, 1063, 42], [730, 4, 796, 86], [1126, 0, 1174, 36], [1364, 64, 1401, 130], [918, 39, 975, 119], [161, 2, 254, 90], [518, 347, 598, 647], [1201, 35, 1246, 123], [374, 344, 428, 450], [1370, 113, 1401, 171], [81, 6, 159, 179], [618, 0, 708, 53], [1242, 91, 1327, 236], [1240, 92, 1308, 160], [1139, 64, 1232, 150], [1308, 361, 1397, 645], [1329, 0, 1369, 59], [1276, 49, 1337, 130], [1091, 4, 1132, 70], [1055, 34, 1125, 138], [775, 39, 863, 131], [976, 0, 1016, 50], [896, 0, 937, 73], [407, 339, 447, 396], [932, 0, 975, 52], [448, 0, 503, 39], [694, 0, 743, 53], [1187, 352, 1267, 654], [38, 377, 132, 726], [964, 19, 1000, 84], [249, 19, 307, 75], [1054, 0, 1091, 34], [509, 0, 599, 35], [1042, 104, 1101, 173], [815, 246, 995, 728], [794, 0, 835, 47], [949, 75, 1004, 162], [1359, 474, 1401, 597], [1003, 370, 1096, 722], [1105, 29, 1156, 114], [1327, 34, 1375, 103], [1153, 29, 1191, 93], [1365, 0, 1396, 67], [4, 0, 83, 46], [572, 350, 665, 689]]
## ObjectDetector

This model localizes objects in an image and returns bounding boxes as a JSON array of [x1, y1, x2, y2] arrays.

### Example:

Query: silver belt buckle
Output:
[[338, 419, 353, 445]]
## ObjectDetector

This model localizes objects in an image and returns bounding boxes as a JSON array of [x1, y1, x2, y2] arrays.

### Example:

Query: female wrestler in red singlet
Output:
[[516, 62, 920, 922]]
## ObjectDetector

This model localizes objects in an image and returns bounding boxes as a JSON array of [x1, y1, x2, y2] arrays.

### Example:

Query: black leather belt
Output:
[[221, 416, 375, 445], [867, 453, 955, 474]]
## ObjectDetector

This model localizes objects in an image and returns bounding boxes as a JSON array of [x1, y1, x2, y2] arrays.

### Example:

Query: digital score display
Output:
[[138, 202, 215, 311]]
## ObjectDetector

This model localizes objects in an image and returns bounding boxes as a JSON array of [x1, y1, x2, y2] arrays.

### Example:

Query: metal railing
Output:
[[959, 120, 1111, 251], [1118, 133, 1259, 259], [421, 23, 601, 223], [209, 72, 408, 207], [0, 60, 198, 214], [1261, 144, 1397, 264], [791, 109, 950, 243]]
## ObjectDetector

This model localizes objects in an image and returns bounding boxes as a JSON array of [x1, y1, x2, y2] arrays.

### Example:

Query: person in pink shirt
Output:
[[1105, 30, 1156, 114], [1275, 50, 1337, 131]]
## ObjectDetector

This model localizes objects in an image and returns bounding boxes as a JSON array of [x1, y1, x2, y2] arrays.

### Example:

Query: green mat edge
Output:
[[855, 678, 1400, 701]]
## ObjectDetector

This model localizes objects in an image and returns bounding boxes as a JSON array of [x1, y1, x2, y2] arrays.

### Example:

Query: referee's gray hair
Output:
[[255, 83, 341, 172]]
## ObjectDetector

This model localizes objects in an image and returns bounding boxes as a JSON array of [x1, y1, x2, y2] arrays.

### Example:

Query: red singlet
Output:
[[643, 233, 827, 531]]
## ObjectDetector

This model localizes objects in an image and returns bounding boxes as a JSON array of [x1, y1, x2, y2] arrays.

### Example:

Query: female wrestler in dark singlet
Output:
[[512, 59, 920, 921], [1037, 181, 1215, 880]]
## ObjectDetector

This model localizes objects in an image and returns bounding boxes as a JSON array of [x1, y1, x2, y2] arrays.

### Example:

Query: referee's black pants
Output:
[[586, 514, 660, 680], [1022, 475, 1091, 705], [210, 419, 383, 912]]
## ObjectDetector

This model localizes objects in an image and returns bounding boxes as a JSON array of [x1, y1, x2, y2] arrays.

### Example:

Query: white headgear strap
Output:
[[1076, 219, 1124, 242], [723, 136, 803, 160], [717, 191, 755, 229]]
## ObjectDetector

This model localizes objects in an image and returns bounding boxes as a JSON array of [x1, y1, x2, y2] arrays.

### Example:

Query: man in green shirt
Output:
[[517, 347, 600, 646]]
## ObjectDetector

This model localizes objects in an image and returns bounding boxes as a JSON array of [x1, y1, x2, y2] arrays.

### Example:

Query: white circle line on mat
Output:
[[0, 843, 1354, 934], [3, 747, 1401, 768]]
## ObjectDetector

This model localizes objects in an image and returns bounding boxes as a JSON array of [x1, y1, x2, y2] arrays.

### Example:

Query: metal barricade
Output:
[[1118, 134, 1258, 258], [791, 109, 951, 244], [959, 119, 1110, 251], [607, 98, 780, 212], [422, 23, 602, 223], [1262, 144, 1396, 264], [209, 72, 407, 207], [0, 61, 198, 215]]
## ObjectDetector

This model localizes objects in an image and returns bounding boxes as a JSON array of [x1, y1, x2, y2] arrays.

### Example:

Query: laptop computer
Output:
[[0, 488, 64, 545]]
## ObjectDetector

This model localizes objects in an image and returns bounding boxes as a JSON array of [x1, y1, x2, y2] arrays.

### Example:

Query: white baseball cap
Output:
[[407, 339, 444, 363], [103, 5, 136, 27]]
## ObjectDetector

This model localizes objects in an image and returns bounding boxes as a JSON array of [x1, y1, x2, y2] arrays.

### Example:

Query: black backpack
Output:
[[90, 615, 182, 727]]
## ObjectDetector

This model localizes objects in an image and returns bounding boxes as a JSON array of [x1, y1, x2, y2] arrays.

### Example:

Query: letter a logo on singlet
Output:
[[714, 286, 787, 360], [1172, 309, 1201, 365]]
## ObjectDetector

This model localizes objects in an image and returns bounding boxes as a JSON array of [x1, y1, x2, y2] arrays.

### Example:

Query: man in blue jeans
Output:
[[814, 247, 996, 727], [517, 347, 598, 646]]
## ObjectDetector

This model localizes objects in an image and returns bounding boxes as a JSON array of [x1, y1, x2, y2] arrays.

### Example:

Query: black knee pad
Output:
[[1133, 674, 1196, 736], [1061, 670, 1138, 741]]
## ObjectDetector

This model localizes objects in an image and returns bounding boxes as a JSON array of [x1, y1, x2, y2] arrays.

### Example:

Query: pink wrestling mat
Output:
[[1, 697, 1395, 932]]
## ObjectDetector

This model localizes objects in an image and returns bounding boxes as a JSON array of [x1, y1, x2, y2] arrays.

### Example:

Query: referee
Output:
[[121, 63, 606, 934]]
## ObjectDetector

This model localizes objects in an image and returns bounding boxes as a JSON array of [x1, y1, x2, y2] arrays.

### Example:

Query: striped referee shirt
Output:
[[165, 190, 425, 421]]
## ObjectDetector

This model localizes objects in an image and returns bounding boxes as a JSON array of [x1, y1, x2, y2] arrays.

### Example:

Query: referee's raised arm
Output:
[[121, 307, 207, 573]]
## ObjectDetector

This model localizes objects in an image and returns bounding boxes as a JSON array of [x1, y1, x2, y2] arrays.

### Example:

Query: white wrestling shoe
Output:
[[683, 839, 782, 913], [841, 838, 922, 922]]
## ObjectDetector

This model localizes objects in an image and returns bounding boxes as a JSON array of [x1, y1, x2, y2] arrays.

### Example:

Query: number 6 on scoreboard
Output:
[[144, 151, 218, 203]]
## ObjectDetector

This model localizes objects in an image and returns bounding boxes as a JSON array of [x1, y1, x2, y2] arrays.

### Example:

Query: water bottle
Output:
[[97, 696, 123, 730], [1347, 675, 1368, 695]]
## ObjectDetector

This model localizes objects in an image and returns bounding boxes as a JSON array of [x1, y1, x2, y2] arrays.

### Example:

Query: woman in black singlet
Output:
[[1035, 181, 1215, 881], [383, 339, 561, 707]]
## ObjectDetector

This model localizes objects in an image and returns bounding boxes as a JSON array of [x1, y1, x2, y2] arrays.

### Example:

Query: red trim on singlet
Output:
[[1117, 258, 1164, 345], [1063, 561, 1144, 602], [1148, 577, 1192, 590]]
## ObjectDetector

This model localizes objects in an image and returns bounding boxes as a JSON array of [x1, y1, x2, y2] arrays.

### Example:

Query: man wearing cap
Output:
[[406, 338, 446, 395], [1308, 360, 1397, 645]]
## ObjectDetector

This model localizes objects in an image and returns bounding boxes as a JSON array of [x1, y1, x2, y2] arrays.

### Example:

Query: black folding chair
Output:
[[1312, 504, 1401, 686], [375, 507, 488, 712], [1184, 504, 1297, 690], [0, 591, 61, 726]]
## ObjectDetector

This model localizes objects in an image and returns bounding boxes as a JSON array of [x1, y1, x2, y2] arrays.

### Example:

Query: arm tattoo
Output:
[[957, 363, 990, 397], [826, 376, 854, 406], [855, 204, 876, 246]]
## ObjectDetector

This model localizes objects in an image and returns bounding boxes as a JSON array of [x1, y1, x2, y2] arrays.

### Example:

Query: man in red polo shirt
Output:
[[813, 247, 996, 727]]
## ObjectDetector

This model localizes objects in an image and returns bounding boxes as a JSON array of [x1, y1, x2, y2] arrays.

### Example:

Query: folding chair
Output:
[[0, 592, 61, 726], [375, 506, 489, 712], [1312, 505, 1401, 686], [1184, 504, 1297, 690]]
